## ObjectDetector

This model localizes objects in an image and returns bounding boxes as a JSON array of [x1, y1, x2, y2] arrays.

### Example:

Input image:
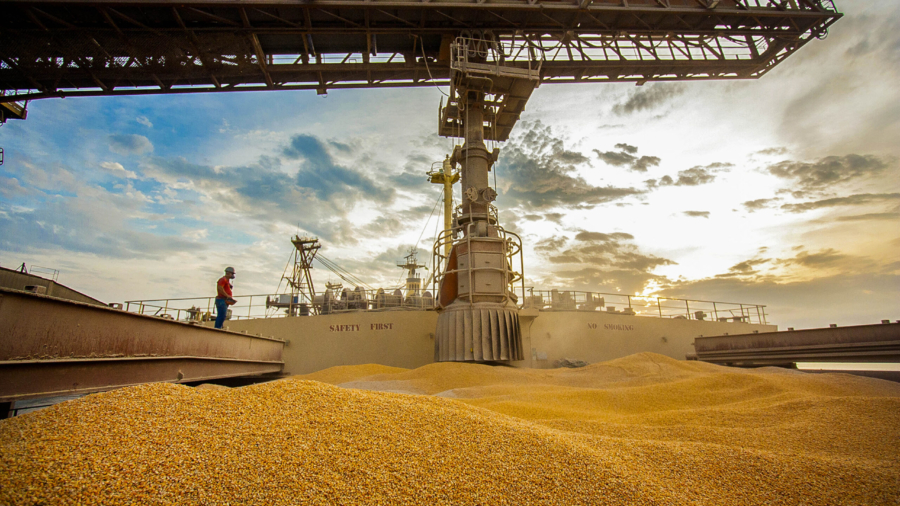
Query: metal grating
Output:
[[0, 0, 841, 104]]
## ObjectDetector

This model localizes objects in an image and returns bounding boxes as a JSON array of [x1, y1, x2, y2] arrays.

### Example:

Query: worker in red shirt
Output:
[[215, 267, 236, 329]]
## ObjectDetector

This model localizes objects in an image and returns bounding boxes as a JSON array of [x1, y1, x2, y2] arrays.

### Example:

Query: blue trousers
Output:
[[214, 298, 228, 328]]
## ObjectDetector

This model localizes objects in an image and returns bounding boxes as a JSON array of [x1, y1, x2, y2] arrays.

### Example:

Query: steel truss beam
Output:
[[0, 0, 841, 104]]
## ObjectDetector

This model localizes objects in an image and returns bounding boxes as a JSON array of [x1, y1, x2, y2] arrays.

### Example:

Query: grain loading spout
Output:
[[432, 37, 530, 362]]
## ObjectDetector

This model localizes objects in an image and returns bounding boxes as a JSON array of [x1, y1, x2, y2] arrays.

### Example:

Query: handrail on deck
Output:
[[125, 288, 768, 325], [517, 288, 768, 325], [124, 287, 435, 323]]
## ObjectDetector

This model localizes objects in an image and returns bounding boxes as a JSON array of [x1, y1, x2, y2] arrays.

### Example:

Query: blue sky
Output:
[[1, 0, 898, 329]]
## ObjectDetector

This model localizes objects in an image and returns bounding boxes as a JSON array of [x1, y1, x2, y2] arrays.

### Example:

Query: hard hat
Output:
[[225, 267, 235, 274]]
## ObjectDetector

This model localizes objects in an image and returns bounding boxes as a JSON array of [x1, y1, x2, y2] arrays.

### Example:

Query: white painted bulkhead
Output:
[[225, 310, 776, 375], [519, 309, 775, 369]]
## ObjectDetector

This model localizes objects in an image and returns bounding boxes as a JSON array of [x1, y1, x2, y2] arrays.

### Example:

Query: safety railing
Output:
[[518, 289, 768, 325], [124, 294, 273, 322], [124, 288, 436, 322], [431, 217, 525, 309], [26, 265, 59, 281], [451, 36, 542, 80], [124, 289, 765, 324], [454, 203, 500, 226]]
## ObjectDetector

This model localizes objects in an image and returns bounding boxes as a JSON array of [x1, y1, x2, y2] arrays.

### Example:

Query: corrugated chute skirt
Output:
[[434, 302, 523, 362]]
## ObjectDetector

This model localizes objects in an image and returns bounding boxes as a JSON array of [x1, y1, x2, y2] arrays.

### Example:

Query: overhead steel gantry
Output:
[[1, 0, 841, 132]]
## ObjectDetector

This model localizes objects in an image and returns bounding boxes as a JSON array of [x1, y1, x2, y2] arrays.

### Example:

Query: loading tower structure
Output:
[[0, 0, 842, 362], [268, 235, 321, 317]]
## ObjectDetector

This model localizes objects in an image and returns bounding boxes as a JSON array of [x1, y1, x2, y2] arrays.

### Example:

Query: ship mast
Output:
[[428, 155, 460, 259], [272, 235, 321, 316], [398, 249, 427, 299]]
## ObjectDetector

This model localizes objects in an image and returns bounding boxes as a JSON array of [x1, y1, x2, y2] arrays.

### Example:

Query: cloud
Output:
[[0, 182, 204, 260], [522, 212, 565, 224], [534, 231, 675, 293], [372, 244, 421, 267], [388, 152, 440, 190], [614, 143, 638, 154], [533, 235, 568, 253], [660, 271, 900, 329], [612, 83, 686, 115], [594, 150, 635, 167], [108, 134, 154, 155], [309, 243, 429, 290], [775, 188, 809, 199], [743, 198, 778, 212], [544, 213, 565, 224], [13, 159, 79, 192], [131, 132, 453, 247], [389, 168, 429, 189], [840, 7, 900, 65], [766, 154, 893, 191], [773, 4, 900, 158], [593, 144, 661, 173], [781, 193, 900, 213], [705, 247, 873, 281], [716, 258, 771, 277], [658, 246, 897, 328], [683, 211, 710, 218], [100, 161, 138, 179], [496, 122, 641, 210], [0, 176, 33, 199], [632, 156, 662, 172], [668, 167, 716, 186], [140, 134, 405, 245], [574, 231, 634, 242], [352, 243, 436, 286], [644, 176, 671, 189], [653, 163, 731, 187], [835, 212, 900, 222], [545, 267, 667, 296], [356, 204, 435, 241], [777, 248, 849, 269], [328, 140, 353, 153], [136, 116, 153, 128], [755, 147, 787, 156], [283, 134, 392, 202]]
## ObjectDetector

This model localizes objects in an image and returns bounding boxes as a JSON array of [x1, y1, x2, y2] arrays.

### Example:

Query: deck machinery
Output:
[[0, 0, 842, 363]]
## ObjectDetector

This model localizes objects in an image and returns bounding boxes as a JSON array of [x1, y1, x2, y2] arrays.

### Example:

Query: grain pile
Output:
[[2, 353, 899, 505]]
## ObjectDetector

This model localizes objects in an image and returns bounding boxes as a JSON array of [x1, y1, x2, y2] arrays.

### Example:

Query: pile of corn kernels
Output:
[[2, 353, 898, 505]]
